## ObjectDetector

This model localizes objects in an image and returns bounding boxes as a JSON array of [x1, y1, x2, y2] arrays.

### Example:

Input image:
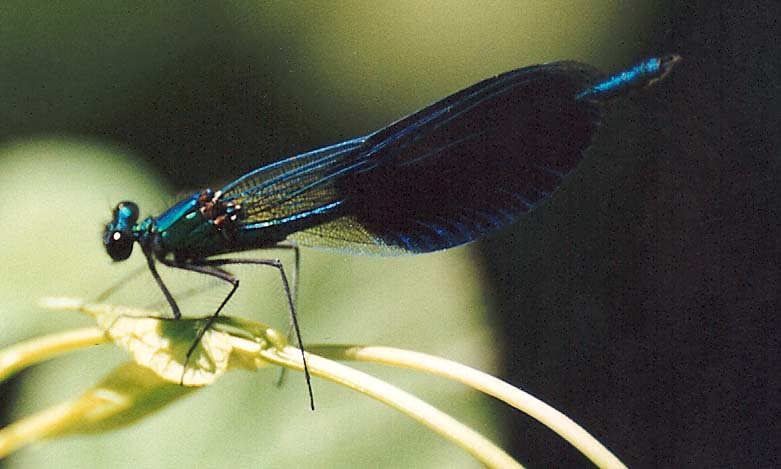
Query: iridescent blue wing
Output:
[[221, 61, 605, 255]]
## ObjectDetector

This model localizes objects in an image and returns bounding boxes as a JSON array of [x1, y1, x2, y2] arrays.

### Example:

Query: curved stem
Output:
[[0, 328, 108, 383], [260, 345, 525, 469], [0, 400, 89, 458], [308, 345, 627, 469]]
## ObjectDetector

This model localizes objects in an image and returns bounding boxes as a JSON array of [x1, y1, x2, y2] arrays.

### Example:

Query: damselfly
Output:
[[104, 54, 680, 406]]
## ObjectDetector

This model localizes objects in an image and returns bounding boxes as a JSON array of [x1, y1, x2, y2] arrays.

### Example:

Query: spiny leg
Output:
[[144, 249, 181, 319], [157, 258, 239, 380], [270, 244, 301, 387], [100, 266, 225, 312], [288, 245, 301, 338], [179, 256, 315, 410], [144, 277, 226, 311]]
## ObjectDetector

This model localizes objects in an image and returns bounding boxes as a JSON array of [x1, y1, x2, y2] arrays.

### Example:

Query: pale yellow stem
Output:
[[0, 328, 108, 382], [309, 345, 628, 469], [261, 345, 526, 469]]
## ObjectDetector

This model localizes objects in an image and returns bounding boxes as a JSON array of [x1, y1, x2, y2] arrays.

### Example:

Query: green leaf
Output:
[[0, 362, 194, 457], [46, 298, 274, 385], [53, 361, 197, 435]]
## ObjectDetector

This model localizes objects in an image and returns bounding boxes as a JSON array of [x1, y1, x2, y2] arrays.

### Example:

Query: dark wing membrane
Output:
[[295, 61, 604, 254], [223, 61, 605, 255]]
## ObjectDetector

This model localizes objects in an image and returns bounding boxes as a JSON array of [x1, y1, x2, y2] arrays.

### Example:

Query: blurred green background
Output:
[[3, 1, 779, 468], [0, 2, 663, 467]]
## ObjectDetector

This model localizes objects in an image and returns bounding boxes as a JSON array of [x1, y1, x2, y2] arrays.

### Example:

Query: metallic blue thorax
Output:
[[131, 190, 242, 260], [134, 189, 304, 260]]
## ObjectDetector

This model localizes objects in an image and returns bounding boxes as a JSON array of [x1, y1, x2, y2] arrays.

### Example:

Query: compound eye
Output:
[[114, 201, 140, 224], [104, 229, 134, 261]]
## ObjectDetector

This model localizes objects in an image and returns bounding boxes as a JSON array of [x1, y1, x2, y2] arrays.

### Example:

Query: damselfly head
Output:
[[104, 201, 139, 261]]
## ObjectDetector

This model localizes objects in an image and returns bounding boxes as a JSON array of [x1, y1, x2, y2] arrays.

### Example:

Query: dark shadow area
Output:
[[481, 1, 781, 467]]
